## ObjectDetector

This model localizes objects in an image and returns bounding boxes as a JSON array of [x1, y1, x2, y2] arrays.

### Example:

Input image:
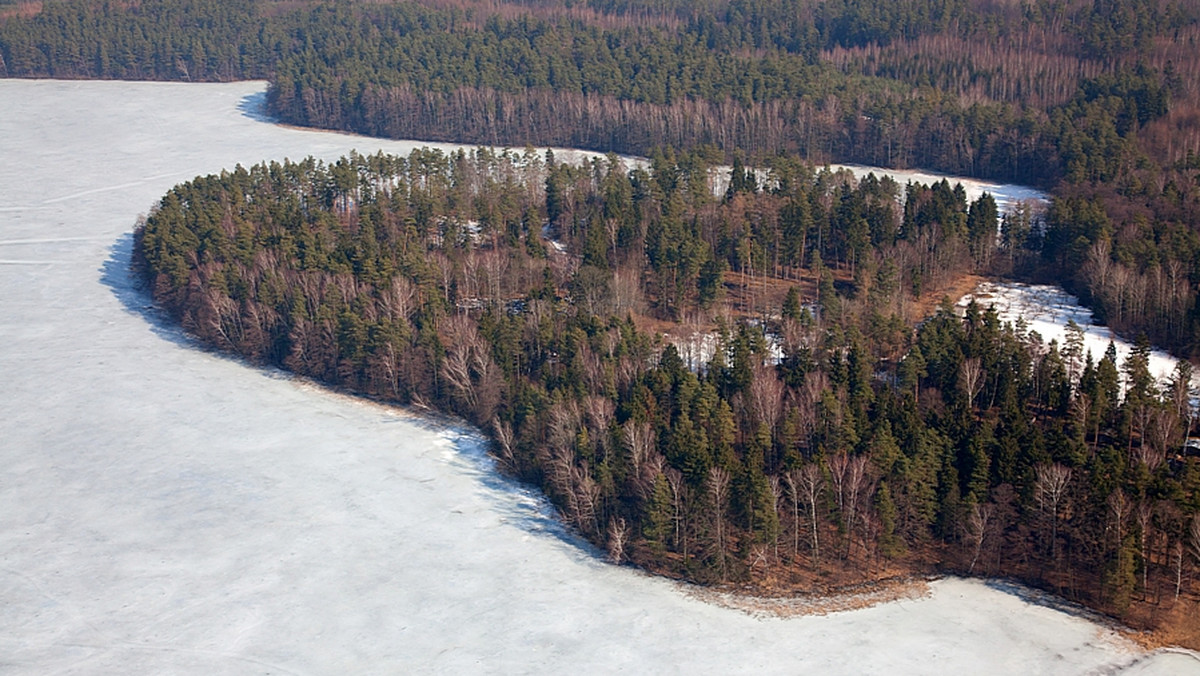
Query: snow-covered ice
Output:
[[827, 163, 1050, 215], [960, 281, 1190, 389], [708, 162, 1047, 216], [1, 79, 1197, 674]]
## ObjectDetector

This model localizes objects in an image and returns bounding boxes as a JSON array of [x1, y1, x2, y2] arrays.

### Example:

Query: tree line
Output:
[[135, 149, 1200, 631], [1, 0, 1195, 184]]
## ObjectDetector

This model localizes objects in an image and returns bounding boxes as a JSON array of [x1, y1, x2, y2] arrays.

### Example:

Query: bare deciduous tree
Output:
[[843, 455, 875, 561], [664, 466, 688, 558], [480, 247, 508, 303], [769, 474, 783, 560], [379, 274, 416, 322], [1035, 463, 1072, 561], [1134, 441, 1166, 474], [828, 452, 849, 518], [584, 394, 615, 462], [708, 466, 731, 579], [611, 264, 644, 315], [1149, 407, 1179, 459], [1071, 393, 1092, 448], [573, 466, 601, 535], [959, 357, 984, 410], [439, 313, 505, 421], [1137, 499, 1153, 594], [967, 502, 993, 574], [624, 420, 656, 498], [1108, 489, 1131, 552], [1174, 540, 1185, 602], [607, 516, 629, 564], [492, 417, 515, 473], [1108, 489, 1132, 594], [793, 462, 824, 566], [441, 314, 481, 411], [542, 400, 602, 536], [749, 362, 784, 432]]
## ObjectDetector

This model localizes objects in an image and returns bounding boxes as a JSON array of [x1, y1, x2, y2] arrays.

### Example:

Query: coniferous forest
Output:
[[5, 0, 1200, 642]]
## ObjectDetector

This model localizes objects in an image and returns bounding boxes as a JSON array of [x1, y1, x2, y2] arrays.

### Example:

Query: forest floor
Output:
[[649, 268, 985, 350], [1123, 597, 1200, 651], [911, 273, 986, 319]]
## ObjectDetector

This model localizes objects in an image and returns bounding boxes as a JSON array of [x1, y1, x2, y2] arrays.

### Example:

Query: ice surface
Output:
[[709, 162, 1047, 216], [1, 79, 1197, 674], [827, 163, 1050, 216], [960, 281, 1189, 389]]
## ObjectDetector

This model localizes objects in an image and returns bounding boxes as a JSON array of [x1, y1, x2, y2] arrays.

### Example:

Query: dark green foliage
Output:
[[6, 0, 1196, 189]]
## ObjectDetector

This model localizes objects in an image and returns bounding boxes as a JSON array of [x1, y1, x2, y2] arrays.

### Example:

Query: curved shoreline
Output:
[[3, 78, 1197, 674]]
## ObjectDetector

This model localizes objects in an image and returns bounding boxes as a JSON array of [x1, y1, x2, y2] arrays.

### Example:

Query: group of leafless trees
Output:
[[1081, 239, 1196, 349]]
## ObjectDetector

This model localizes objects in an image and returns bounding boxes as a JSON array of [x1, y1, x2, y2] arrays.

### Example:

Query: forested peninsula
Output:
[[5, 0, 1200, 642], [134, 147, 1200, 641]]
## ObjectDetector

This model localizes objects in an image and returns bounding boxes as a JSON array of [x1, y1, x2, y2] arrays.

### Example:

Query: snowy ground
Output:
[[667, 323, 786, 374], [1, 79, 1198, 674], [960, 281, 1189, 389]]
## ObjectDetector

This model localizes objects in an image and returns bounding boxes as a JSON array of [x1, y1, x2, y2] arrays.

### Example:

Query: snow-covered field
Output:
[[960, 281, 1189, 388], [2, 79, 1197, 674]]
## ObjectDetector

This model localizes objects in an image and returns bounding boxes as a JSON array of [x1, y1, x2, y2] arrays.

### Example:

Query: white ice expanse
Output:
[[1, 79, 1198, 675], [708, 162, 1047, 216], [827, 163, 1050, 215], [960, 281, 1189, 389]]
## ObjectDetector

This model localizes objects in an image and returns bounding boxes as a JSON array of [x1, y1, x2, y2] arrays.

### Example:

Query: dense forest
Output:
[[5, 0, 1200, 639], [2, 0, 1196, 184], [135, 148, 1200, 638], [2, 0, 1199, 356]]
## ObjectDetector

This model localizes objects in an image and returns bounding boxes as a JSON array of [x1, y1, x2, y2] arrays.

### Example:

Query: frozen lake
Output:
[[1, 79, 1197, 674]]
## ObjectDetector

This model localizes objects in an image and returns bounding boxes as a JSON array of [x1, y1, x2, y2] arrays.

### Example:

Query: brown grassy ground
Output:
[[1122, 596, 1200, 651], [910, 273, 986, 320], [682, 575, 932, 618]]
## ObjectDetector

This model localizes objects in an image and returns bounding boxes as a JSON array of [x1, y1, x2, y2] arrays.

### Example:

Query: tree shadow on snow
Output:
[[100, 231, 200, 351], [237, 90, 276, 124], [386, 412, 608, 564], [100, 230, 307, 383], [984, 579, 1110, 624], [101, 230, 606, 565]]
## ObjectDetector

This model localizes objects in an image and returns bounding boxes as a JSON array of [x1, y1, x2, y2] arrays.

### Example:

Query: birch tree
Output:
[[1035, 463, 1072, 562], [708, 466, 731, 579]]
